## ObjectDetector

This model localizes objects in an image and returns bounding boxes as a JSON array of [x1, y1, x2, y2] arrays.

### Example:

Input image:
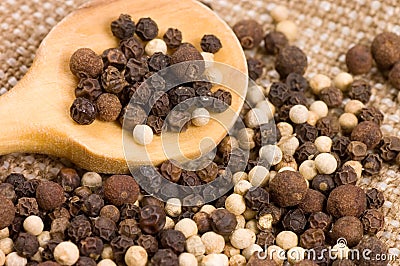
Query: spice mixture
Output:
[[1, 2, 400, 266]]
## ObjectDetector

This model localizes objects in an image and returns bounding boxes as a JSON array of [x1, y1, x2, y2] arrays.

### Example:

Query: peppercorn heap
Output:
[[69, 14, 230, 146]]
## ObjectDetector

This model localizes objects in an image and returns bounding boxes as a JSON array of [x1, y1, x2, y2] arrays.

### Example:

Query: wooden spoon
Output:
[[0, 0, 247, 174]]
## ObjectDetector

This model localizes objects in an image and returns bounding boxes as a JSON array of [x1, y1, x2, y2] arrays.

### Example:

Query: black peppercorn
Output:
[[120, 37, 144, 60], [348, 79, 371, 104], [94, 216, 117, 241], [275, 46, 308, 79], [102, 48, 127, 70], [82, 194, 104, 217], [68, 215, 92, 242], [379, 136, 400, 161], [16, 197, 39, 217], [319, 86, 343, 108], [361, 209, 384, 235], [334, 165, 357, 186], [160, 229, 186, 253], [300, 228, 325, 249], [139, 205, 166, 234], [359, 107, 384, 126], [119, 218, 141, 240], [347, 141, 367, 161], [308, 212, 332, 232], [111, 14, 135, 40], [163, 28, 182, 49], [165, 110, 191, 132], [232, 19, 264, 49], [75, 78, 102, 101], [365, 188, 385, 209], [208, 89, 232, 113], [125, 57, 149, 83], [264, 31, 288, 55], [295, 123, 319, 143], [268, 82, 290, 107], [120, 203, 141, 220], [193, 211, 211, 234], [151, 249, 179, 266], [135, 17, 159, 41], [332, 136, 351, 159], [209, 208, 237, 235], [364, 153, 383, 175], [70, 97, 97, 125], [247, 57, 265, 80], [0, 183, 16, 202], [200, 34, 222, 53], [295, 142, 319, 162], [282, 208, 307, 234], [256, 231, 275, 247], [196, 161, 219, 183], [14, 232, 39, 257], [58, 168, 80, 193], [111, 235, 135, 264], [76, 257, 96, 266], [316, 116, 340, 138], [244, 187, 269, 211], [80, 236, 104, 259], [148, 52, 171, 71], [5, 173, 25, 188]]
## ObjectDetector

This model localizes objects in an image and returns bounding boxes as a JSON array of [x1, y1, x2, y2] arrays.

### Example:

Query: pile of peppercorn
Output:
[[69, 14, 231, 144]]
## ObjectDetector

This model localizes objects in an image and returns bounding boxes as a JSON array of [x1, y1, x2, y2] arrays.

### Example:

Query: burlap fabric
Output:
[[1, 0, 399, 254]]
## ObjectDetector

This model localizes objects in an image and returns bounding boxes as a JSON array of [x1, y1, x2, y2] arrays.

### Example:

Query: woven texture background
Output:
[[1, 0, 400, 254]]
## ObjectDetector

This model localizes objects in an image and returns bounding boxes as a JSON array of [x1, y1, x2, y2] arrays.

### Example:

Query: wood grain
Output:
[[0, 0, 247, 173]]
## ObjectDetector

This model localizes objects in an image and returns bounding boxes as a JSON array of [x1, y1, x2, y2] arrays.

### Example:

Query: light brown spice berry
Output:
[[96, 93, 122, 122], [232, 19, 264, 49], [0, 196, 15, 230], [345, 44, 373, 75], [36, 181, 65, 211], [275, 46, 308, 79], [330, 216, 363, 247], [298, 189, 326, 214], [264, 31, 288, 55], [371, 32, 400, 70], [269, 170, 308, 207], [351, 121, 382, 149], [389, 61, 400, 89], [327, 184, 367, 218], [70, 48, 103, 78], [104, 175, 139, 206]]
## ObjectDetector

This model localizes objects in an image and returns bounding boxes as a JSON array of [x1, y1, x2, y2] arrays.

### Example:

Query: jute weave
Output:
[[0, 0, 399, 256]]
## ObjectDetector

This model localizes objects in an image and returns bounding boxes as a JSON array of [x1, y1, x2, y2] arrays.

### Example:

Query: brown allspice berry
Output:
[[0, 196, 15, 229], [264, 31, 289, 55], [38, 262, 61, 266], [300, 228, 325, 249], [232, 19, 264, 49], [96, 93, 122, 122], [389, 61, 400, 89], [294, 260, 318, 266], [298, 189, 326, 214], [104, 175, 139, 206], [275, 45, 308, 79], [361, 209, 384, 235], [100, 205, 120, 223], [170, 44, 204, 79], [351, 121, 382, 149], [36, 181, 65, 211], [327, 184, 367, 218], [330, 216, 363, 247], [247, 253, 278, 266], [332, 260, 356, 266], [346, 44, 373, 75], [70, 48, 103, 78], [371, 32, 400, 70], [269, 170, 308, 207], [193, 211, 211, 234], [355, 236, 388, 266]]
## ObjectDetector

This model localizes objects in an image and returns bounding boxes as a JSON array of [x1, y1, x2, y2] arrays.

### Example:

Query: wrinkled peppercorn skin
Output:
[[70, 97, 97, 125], [139, 205, 166, 234], [209, 209, 237, 235]]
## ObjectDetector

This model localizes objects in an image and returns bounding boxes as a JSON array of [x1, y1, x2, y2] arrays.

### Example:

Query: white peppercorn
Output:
[[5, 252, 27, 266], [186, 235, 206, 256], [259, 145, 283, 165], [255, 100, 275, 120], [334, 72, 353, 92], [133, 125, 154, 145], [246, 86, 265, 106], [0, 229, 8, 240], [278, 166, 296, 172], [287, 247, 305, 264], [232, 172, 248, 185], [315, 153, 337, 174], [165, 198, 182, 217], [242, 244, 263, 260], [277, 122, 293, 137], [54, 241, 80, 265], [161, 216, 174, 230], [97, 259, 117, 266], [309, 100, 329, 118], [237, 128, 256, 150], [0, 250, 4, 266], [199, 205, 216, 215], [245, 108, 269, 129], [258, 214, 273, 231], [310, 74, 331, 95], [344, 100, 365, 115], [23, 215, 44, 236], [299, 160, 318, 180], [179, 252, 198, 266], [248, 166, 270, 187], [101, 245, 114, 260], [235, 215, 246, 230], [242, 209, 257, 221], [276, 20, 298, 41], [276, 231, 298, 250], [230, 229, 256, 249], [201, 254, 228, 266], [192, 108, 210, 127], [145, 39, 167, 56], [266, 245, 286, 265], [307, 111, 320, 126], [201, 52, 214, 69], [234, 180, 252, 196], [278, 136, 299, 156], [339, 113, 358, 133], [289, 105, 309, 124], [270, 5, 289, 22], [175, 218, 198, 238], [81, 172, 102, 188], [0, 238, 13, 255], [343, 161, 363, 179], [225, 194, 246, 215], [223, 244, 240, 258], [245, 220, 259, 234], [314, 136, 332, 153], [125, 245, 147, 266], [201, 232, 225, 254], [31, 249, 42, 263], [37, 231, 50, 248], [229, 254, 246, 266]]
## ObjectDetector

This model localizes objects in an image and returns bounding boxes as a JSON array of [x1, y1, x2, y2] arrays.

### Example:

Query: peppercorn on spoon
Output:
[[0, 0, 247, 174]]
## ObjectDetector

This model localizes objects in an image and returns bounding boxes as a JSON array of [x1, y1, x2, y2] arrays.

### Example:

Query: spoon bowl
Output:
[[0, 0, 248, 173]]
